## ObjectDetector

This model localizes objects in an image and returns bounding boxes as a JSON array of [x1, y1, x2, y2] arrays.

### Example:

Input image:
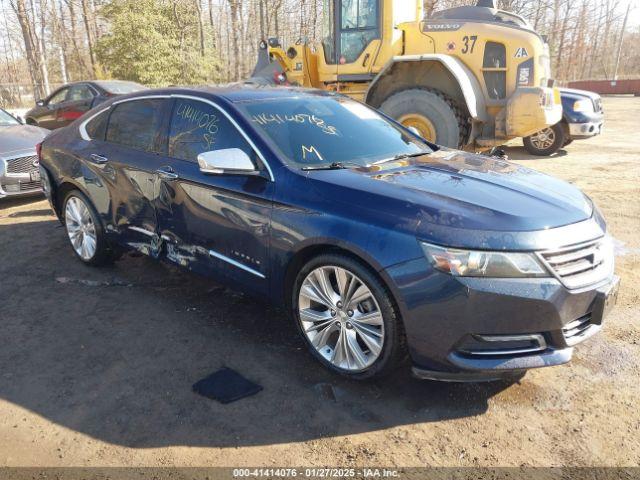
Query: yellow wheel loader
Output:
[[250, 0, 562, 150]]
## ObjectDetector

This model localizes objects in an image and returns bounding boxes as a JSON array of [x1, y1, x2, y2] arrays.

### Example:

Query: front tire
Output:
[[523, 122, 567, 156], [292, 254, 406, 380], [62, 190, 119, 266], [379, 88, 468, 147]]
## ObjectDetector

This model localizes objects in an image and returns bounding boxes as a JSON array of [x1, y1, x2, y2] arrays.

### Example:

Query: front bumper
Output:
[[385, 254, 619, 381], [568, 121, 603, 138]]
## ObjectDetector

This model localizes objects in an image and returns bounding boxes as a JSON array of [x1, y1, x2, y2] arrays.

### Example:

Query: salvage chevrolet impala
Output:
[[38, 86, 619, 380]]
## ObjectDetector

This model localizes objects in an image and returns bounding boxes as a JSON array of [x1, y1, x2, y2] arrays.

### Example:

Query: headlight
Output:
[[573, 99, 594, 113], [421, 242, 548, 278]]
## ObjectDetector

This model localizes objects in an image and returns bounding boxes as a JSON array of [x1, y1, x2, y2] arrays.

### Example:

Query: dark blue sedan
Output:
[[38, 86, 619, 381]]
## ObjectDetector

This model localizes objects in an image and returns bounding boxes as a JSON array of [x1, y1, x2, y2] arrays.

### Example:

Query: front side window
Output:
[[67, 85, 95, 102], [483, 42, 507, 100], [106, 99, 165, 152], [238, 96, 431, 169], [48, 88, 69, 106], [168, 98, 255, 165]]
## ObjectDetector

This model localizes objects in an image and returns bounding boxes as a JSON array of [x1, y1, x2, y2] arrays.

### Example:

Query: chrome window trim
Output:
[[79, 93, 275, 182], [79, 94, 171, 141], [170, 94, 275, 182], [79, 106, 110, 141], [208, 248, 266, 279]]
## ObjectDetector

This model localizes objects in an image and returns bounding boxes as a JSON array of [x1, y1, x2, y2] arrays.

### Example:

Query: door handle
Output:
[[89, 154, 108, 164], [156, 166, 179, 180]]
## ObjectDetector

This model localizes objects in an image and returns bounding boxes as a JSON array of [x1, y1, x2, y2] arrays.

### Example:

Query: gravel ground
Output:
[[0, 96, 638, 468]]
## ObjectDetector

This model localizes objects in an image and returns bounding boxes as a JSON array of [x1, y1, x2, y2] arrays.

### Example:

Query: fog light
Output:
[[457, 334, 547, 356]]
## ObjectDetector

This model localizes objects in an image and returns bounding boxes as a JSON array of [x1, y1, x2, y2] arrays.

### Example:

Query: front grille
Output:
[[6, 155, 38, 174], [539, 238, 613, 289]]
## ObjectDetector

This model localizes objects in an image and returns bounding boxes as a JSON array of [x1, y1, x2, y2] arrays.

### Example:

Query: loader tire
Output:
[[379, 88, 468, 148]]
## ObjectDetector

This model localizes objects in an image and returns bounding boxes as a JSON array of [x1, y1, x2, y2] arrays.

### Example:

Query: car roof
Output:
[[115, 83, 338, 105]]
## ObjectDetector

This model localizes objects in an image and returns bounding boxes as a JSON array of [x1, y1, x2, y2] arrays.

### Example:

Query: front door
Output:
[[155, 97, 274, 296], [39, 87, 69, 129], [56, 84, 96, 128]]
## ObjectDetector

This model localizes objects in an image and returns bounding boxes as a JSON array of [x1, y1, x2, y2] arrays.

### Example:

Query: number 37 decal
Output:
[[461, 35, 477, 54]]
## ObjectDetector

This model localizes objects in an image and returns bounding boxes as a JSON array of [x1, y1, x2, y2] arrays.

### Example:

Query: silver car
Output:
[[0, 108, 49, 199]]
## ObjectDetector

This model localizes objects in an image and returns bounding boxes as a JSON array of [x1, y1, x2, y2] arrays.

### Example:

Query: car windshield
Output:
[[237, 95, 432, 168], [97, 81, 146, 94], [0, 109, 19, 126]]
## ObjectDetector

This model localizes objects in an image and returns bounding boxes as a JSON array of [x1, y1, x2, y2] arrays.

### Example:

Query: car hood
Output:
[[0, 124, 48, 158], [310, 149, 593, 235], [559, 87, 601, 101]]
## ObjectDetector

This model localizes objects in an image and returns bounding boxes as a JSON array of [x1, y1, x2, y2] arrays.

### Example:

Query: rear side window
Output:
[[68, 84, 95, 101], [106, 99, 165, 152], [85, 110, 109, 140], [168, 98, 255, 164]]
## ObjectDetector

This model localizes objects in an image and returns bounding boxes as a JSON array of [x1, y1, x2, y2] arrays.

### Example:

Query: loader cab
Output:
[[321, 0, 381, 66]]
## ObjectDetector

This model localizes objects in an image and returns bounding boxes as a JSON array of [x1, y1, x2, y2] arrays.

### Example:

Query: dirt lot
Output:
[[0, 96, 638, 468]]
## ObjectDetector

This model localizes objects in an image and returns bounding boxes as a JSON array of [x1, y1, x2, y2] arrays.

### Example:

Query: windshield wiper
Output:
[[373, 150, 431, 165], [301, 161, 366, 171]]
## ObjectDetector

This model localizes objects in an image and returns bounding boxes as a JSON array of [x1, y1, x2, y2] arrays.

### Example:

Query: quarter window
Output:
[[106, 99, 165, 152], [85, 110, 109, 140], [482, 42, 507, 100], [168, 99, 256, 165]]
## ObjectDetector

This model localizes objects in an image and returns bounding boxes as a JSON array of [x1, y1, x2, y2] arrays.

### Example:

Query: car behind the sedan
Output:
[[38, 86, 619, 381], [24, 80, 146, 130]]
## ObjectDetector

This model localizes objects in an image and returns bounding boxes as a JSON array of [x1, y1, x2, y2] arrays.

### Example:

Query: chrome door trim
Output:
[[170, 94, 275, 182], [208, 248, 266, 279]]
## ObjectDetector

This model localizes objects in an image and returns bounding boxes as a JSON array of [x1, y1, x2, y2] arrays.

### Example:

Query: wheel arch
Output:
[[52, 179, 92, 220], [280, 239, 408, 322], [365, 54, 488, 122]]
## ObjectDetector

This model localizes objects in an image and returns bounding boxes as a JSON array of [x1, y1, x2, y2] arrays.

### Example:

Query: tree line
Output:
[[0, 0, 637, 107]]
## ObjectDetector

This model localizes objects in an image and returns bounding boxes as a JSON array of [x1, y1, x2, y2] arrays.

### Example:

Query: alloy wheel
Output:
[[298, 266, 384, 372], [530, 127, 556, 150], [65, 196, 97, 261]]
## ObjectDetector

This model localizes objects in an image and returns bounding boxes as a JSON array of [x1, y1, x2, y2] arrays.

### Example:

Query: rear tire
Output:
[[379, 88, 468, 148], [62, 190, 120, 266], [292, 253, 406, 380], [523, 122, 566, 156]]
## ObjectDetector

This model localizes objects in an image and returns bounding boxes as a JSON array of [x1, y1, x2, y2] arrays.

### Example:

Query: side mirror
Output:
[[197, 148, 258, 175], [36, 99, 45, 107]]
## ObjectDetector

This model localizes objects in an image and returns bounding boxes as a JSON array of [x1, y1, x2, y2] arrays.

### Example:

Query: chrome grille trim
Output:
[[6, 155, 38, 174], [538, 237, 613, 290]]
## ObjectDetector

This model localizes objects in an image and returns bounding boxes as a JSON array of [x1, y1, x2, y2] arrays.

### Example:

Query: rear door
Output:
[[56, 84, 97, 127], [155, 96, 274, 296], [86, 96, 171, 254]]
